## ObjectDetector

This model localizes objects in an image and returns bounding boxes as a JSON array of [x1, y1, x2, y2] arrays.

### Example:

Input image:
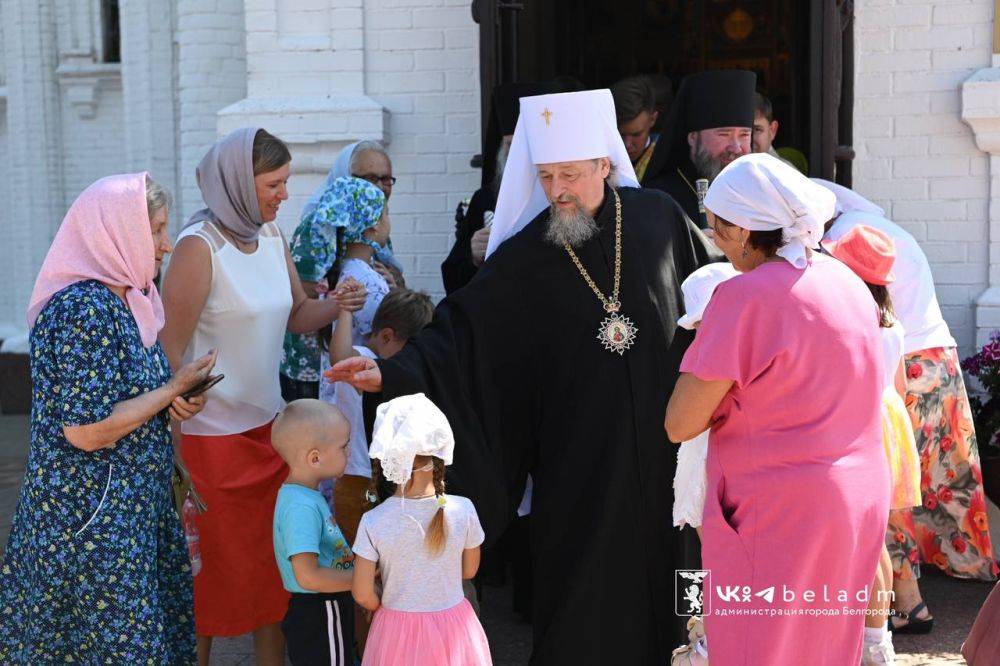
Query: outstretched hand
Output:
[[324, 356, 383, 393]]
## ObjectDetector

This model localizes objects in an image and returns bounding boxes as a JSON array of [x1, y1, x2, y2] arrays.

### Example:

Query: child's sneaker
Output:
[[861, 631, 896, 665]]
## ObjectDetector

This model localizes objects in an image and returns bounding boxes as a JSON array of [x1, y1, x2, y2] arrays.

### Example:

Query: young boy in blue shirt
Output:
[[272, 399, 356, 665]]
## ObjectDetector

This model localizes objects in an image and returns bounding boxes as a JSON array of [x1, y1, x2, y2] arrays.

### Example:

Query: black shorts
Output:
[[279, 374, 319, 401], [281, 591, 355, 666]]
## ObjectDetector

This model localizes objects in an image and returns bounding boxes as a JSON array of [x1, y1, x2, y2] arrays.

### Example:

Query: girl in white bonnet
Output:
[[672, 262, 740, 535], [351, 394, 492, 665], [670, 262, 737, 666]]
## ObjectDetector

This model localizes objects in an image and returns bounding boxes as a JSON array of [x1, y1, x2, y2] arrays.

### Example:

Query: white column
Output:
[[119, 0, 179, 226], [217, 0, 387, 235], [175, 0, 248, 223], [1, 0, 65, 329], [963, 1, 1000, 346]]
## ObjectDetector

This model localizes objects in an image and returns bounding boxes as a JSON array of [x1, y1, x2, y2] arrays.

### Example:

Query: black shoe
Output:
[[889, 601, 934, 635]]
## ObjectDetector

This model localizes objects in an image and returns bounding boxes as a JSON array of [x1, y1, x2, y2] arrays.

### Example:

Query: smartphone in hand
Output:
[[181, 374, 224, 400]]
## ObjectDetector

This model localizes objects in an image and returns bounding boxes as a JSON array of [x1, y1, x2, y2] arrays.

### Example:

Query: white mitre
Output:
[[485, 89, 640, 258]]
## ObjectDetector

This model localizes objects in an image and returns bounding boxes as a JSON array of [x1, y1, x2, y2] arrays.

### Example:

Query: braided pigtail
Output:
[[367, 459, 385, 505], [425, 457, 447, 555]]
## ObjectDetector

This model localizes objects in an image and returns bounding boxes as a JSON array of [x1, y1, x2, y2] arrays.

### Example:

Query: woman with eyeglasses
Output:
[[281, 140, 404, 402]]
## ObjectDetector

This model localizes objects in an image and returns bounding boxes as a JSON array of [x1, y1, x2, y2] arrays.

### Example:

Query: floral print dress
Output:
[[886, 347, 998, 581], [0, 281, 195, 664]]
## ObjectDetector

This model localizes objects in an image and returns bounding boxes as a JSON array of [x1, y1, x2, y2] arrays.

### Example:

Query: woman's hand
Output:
[[169, 394, 207, 422], [372, 261, 397, 289], [332, 278, 368, 312], [325, 356, 383, 393], [168, 350, 218, 397]]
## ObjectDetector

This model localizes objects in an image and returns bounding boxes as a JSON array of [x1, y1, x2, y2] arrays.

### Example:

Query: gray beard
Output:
[[692, 143, 724, 181], [545, 204, 599, 248]]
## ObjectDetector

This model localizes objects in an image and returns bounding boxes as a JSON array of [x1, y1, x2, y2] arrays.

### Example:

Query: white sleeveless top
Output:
[[178, 221, 292, 436]]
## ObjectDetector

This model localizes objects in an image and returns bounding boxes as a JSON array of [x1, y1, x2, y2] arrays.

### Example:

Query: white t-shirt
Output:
[[352, 494, 485, 612], [337, 258, 389, 346], [881, 319, 905, 393], [320, 345, 377, 478], [827, 212, 955, 353]]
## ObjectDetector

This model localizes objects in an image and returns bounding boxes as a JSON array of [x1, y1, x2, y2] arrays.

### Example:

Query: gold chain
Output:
[[564, 189, 622, 314], [677, 167, 698, 196]]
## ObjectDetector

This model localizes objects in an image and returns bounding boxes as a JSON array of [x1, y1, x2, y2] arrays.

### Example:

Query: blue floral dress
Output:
[[0, 280, 195, 664]]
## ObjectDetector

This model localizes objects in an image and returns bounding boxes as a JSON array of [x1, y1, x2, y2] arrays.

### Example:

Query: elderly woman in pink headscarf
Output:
[[0, 173, 217, 663]]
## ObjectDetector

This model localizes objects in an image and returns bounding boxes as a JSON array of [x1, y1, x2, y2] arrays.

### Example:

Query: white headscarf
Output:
[[704, 153, 836, 269], [485, 89, 639, 259], [370, 394, 454, 487], [810, 178, 886, 217]]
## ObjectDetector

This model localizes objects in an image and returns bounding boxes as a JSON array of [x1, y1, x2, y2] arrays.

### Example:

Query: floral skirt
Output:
[[885, 347, 998, 581]]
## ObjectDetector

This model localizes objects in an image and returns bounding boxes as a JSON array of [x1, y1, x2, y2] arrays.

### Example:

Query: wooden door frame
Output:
[[809, 0, 855, 185], [472, 0, 524, 167], [475, 0, 855, 184]]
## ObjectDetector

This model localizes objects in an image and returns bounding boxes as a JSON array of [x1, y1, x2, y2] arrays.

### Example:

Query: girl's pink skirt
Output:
[[362, 598, 492, 666]]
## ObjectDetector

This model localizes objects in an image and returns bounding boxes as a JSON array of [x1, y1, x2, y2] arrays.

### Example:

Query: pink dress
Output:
[[680, 255, 891, 665]]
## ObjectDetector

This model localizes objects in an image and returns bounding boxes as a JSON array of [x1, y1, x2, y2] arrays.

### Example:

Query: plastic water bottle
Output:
[[182, 497, 202, 576]]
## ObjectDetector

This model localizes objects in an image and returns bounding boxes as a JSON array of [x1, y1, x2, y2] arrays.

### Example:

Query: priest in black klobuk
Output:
[[644, 69, 757, 228], [329, 88, 719, 665]]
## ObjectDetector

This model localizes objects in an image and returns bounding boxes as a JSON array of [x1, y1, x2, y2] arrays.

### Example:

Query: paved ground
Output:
[[0, 415, 996, 664]]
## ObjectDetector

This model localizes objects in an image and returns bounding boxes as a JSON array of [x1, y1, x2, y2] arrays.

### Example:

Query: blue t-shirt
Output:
[[273, 484, 354, 594]]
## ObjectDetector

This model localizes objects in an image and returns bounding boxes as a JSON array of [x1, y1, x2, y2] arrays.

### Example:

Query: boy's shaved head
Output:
[[272, 399, 350, 463]]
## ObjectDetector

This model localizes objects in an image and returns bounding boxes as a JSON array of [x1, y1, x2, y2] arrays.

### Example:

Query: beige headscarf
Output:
[[185, 127, 265, 243]]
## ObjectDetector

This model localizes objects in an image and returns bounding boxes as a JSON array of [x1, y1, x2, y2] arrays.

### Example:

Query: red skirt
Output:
[[181, 421, 290, 636]]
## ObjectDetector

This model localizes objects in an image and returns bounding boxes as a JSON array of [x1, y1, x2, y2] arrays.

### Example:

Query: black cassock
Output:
[[365, 184, 718, 665], [643, 155, 706, 229], [440, 187, 496, 295]]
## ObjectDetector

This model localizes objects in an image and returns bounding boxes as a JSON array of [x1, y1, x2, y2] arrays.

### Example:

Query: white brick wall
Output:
[[58, 85, 127, 212], [364, 0, 480, 297], [854, 0, 994, 355], [1, 0, 65, 332], [176, 0, 247, 228]]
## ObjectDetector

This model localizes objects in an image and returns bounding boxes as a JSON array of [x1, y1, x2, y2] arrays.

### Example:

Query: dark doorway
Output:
[[473, 0, 853, 183]]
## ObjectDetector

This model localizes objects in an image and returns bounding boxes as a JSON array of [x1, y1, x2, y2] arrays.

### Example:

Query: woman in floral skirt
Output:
[[818, 179, 997, 636]]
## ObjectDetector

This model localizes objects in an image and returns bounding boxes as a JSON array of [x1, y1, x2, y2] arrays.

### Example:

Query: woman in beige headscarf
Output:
[[160, 128, 366, 665]]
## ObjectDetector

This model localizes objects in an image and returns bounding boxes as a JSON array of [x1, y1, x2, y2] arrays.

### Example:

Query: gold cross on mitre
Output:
[[541, 108, 553, 126]]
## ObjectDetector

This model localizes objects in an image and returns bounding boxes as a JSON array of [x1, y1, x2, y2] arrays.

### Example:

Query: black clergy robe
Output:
[[441, 186, 496, 295], [643, 158, 705, 229], [365, 184, 719, 665]]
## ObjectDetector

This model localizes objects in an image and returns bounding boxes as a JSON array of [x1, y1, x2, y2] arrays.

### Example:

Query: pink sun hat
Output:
[[821, 224, 896, 286]]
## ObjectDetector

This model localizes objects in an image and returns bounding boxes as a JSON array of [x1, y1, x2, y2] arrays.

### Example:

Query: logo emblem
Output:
[[675, 569, 711, 616]]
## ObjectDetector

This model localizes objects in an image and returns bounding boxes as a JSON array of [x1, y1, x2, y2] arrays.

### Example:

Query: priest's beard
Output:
[[692, 138, 740, 181], [545, 195, 599, 248]]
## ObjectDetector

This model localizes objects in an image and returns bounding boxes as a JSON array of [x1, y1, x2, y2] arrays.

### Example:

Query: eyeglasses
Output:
[[353, 173, 397, 187]]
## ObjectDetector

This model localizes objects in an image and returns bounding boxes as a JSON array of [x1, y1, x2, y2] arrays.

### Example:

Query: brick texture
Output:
[[854, 0, 994, 355], [364, 0, 479, 298]]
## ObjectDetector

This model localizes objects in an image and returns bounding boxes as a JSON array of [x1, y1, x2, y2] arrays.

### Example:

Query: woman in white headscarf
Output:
[[665, 154, 890, 665]]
